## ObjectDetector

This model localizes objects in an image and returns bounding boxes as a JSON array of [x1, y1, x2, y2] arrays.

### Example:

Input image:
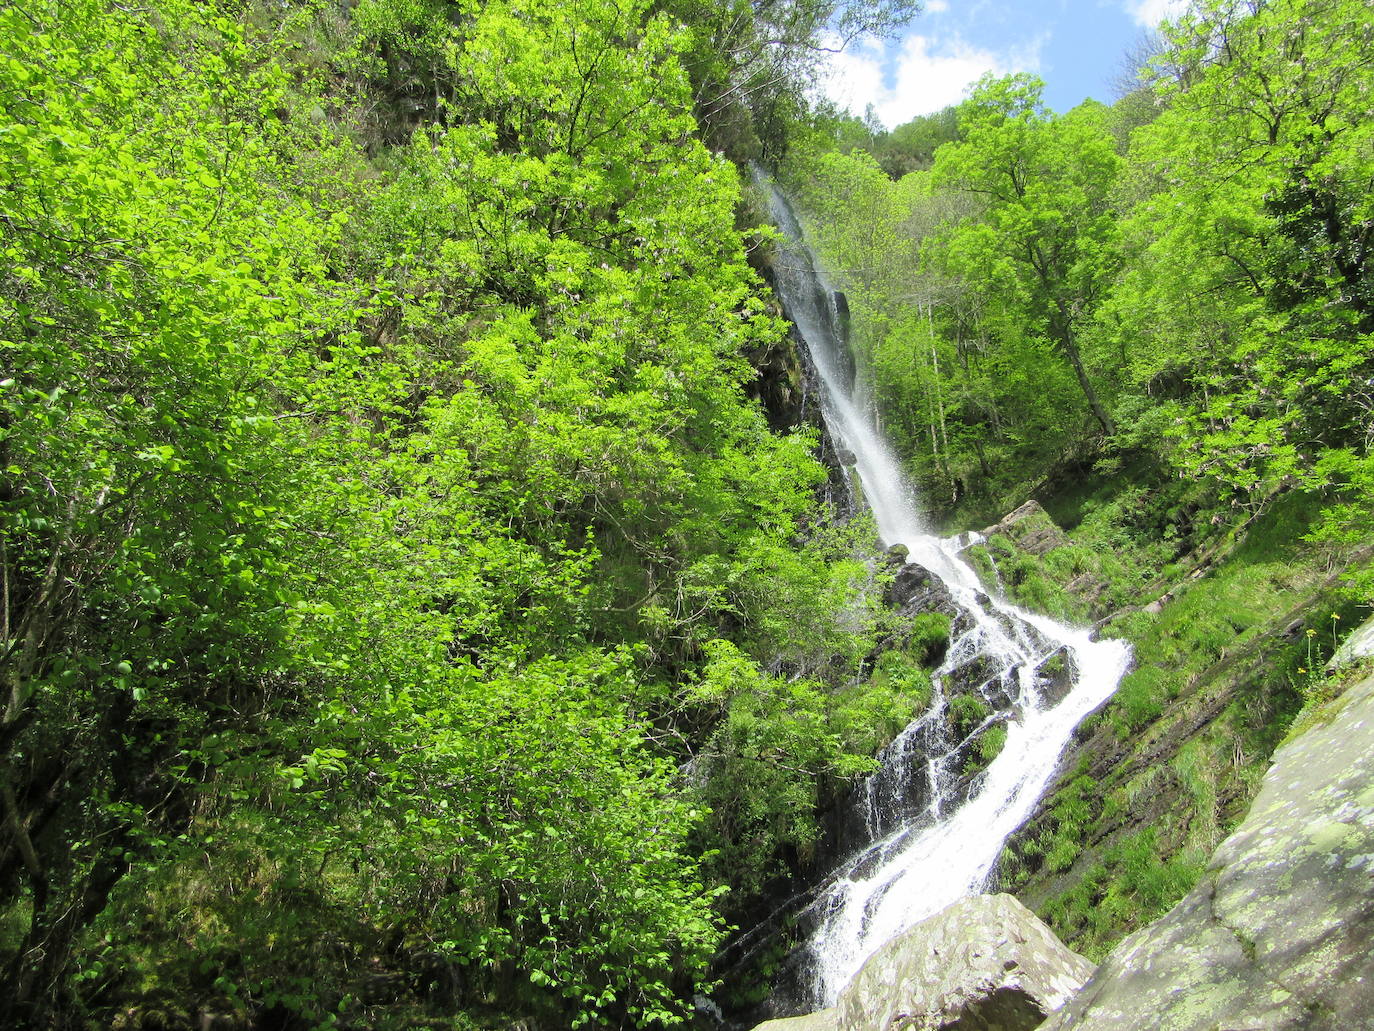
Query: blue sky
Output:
[[819, 0, 1190, 127]]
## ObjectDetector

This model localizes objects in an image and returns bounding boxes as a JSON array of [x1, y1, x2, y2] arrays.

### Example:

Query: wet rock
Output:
[[1035, 648, 1076, 708], [884, 542, 909, 564], [837, 447, 858, 467], [886, 562, 956, 616], [746, 331, 808, 433], [831, 291, 856, 394], [981, 500, 1066, 558], [943, 654, 1000, 701], [950, 531, 983, 553], [751, 895, 1092, 1031], [1039, 672, 1374, 1031]]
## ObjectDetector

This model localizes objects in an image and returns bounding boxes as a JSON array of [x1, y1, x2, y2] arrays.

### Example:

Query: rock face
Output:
[[1034, 648, 1076, 709], [1039, 673, 1374, 1031], [886, 562, 956, 617], [1327, 613, 1374, 672], [750, 894, 1093, 1031], [980, 501, 1066, 557]]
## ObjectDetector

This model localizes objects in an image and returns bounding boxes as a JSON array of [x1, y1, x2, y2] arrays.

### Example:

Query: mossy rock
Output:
[[947, 693, 992, 739]]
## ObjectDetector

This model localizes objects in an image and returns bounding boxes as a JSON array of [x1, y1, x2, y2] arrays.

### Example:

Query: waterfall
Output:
[[758, 179, 1131, 1006]]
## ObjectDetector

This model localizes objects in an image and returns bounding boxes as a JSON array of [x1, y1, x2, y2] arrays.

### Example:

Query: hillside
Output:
[[2, 0, 1372, 1027]]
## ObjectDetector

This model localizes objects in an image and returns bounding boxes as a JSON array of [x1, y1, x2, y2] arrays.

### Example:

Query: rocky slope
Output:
[[986, 494, 1369, 961], [1040, 671, 1374, 1030], [749, 671, 1374, 1031]]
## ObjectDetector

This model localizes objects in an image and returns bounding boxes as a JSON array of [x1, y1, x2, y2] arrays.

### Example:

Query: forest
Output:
[[0, 0, 1369, 1027]]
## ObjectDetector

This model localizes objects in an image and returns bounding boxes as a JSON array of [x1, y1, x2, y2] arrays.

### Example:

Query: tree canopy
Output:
[[0, 0, 914, 1025], [782, 0, 1373, 574]]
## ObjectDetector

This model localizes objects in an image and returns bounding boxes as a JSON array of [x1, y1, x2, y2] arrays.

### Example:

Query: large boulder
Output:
[[1038, 672, 1374, 1031], [980, 501, 1066, 558], [886, 562, 957, 617], [838, 894, 1092, 1031], [751, 894, 1093, 1031], [751, 1009, 837, 1031]]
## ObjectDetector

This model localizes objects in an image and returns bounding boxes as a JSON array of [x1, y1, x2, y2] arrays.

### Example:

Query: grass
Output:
[[996, 488, 1372, 959], [947, 693, 991, 739], [1038, 828, 1208, 961]]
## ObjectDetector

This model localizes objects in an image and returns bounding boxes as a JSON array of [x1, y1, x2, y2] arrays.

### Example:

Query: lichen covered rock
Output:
[[750, 894, 1092, 1031], [1327, 613, 1374, 673], [836, 894, 1092, 1031], [751, 1007, 839, 1031], [980, 501, 1066, 558], [1039, 673, 1374, 1031]]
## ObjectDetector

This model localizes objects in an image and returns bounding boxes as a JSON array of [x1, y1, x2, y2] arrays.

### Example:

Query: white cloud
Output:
[[925, 0, 950, 13], [819, 33, 1044, 128], [1123, 0, 1190, 27]]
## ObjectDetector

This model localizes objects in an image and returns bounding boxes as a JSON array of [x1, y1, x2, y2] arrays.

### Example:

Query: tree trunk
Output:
[[1053, 305, 1114, 436]]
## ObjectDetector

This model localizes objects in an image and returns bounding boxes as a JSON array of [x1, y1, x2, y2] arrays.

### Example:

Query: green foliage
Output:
[[997, 550, 1079, 623], [997, 492, 1367, 961], [876, 107, 963, 176], [1036, 771, 1098, 874], [1106, 0, 1374, 585], [0, 0, 897, 1025], [781, 78, 1129, 522], [1040, 828, 1206, 961], [965, 722, 1008, 775], [930, 76, 1122, 438], [946, 693, 992, 740], [964, 545, 1000, 589], [692, 642, 861, 898], [656, 0, 920, 161], [902, 613, 953, 670], [783, 0, 1374, 556], [1108, 667, 1172, 735], [691, 637, 938, 908], [6, 0, 1372, 1022]]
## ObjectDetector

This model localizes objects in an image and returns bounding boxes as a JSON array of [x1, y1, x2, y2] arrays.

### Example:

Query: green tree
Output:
[[1108, 0, 1372, 567], [930, 75, 1124, 437], [654, 0, 920, 158], [0, 0, 869, 1023]]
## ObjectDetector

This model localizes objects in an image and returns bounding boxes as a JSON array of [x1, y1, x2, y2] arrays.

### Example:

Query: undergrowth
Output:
[[995, 486, 1371, 960]]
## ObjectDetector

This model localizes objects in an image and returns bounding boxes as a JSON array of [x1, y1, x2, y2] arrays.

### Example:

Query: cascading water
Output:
[[759, 180, 1131, 1006]]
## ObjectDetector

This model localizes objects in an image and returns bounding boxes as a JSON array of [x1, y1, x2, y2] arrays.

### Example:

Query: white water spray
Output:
[[759, 180, 1130, 1004]]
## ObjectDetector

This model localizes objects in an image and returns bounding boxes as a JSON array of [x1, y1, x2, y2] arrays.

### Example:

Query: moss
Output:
[[963, 722, 1008, 776], [970, 533, 1091, 624], [1039, 651, 1069, 683], [947, 693, 991, 739], [906, 611, 952, 666], [978, 722, 1008, 763], [964, 544, 999, 592]]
